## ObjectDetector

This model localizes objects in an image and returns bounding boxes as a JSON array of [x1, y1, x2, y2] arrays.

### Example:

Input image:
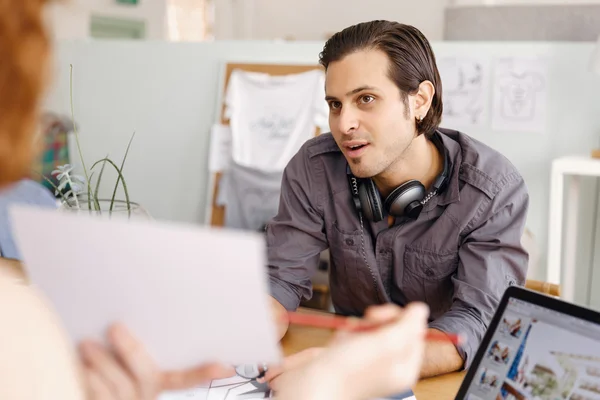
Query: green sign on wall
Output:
[[116, 0, 139, 5], [90, 15, 146, 39]]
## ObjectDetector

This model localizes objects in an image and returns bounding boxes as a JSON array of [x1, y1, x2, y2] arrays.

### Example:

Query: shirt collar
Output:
[[424, 131, 462, 210]]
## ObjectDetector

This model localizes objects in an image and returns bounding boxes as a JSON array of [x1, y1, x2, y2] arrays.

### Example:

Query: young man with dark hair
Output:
[[265, 20, 529, 379]]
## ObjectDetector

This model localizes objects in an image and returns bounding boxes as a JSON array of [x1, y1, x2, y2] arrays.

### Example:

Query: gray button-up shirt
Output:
[[266, 128, 529, 368]]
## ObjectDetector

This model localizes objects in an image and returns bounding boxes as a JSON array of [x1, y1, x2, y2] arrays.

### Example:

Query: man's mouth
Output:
[[344, 141, 370, 158]]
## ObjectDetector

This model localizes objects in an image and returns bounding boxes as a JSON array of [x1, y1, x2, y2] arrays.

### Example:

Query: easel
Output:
[[206, 62, 324, 227], [205, 62, 331, 310]]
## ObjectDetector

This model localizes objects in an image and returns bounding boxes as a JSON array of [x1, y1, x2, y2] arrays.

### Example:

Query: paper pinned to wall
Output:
[[438, 56, 491, 128], [491, 57, 548, 133], [209, 123, 232, 172]]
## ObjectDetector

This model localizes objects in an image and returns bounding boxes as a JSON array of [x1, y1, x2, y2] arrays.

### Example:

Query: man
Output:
[[266, 20, 529, 378]]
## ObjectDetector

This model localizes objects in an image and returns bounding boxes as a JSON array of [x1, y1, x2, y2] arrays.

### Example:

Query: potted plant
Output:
[[42, 65, 150, 220]]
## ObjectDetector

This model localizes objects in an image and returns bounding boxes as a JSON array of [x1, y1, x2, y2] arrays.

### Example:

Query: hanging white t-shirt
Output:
[[225, 68, 329, 171], [216, 161, 283, 232], [208, 123, 232, 172]]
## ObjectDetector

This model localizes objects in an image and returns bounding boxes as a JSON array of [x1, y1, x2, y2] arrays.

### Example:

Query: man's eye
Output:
[[360, 95, 374, 104]]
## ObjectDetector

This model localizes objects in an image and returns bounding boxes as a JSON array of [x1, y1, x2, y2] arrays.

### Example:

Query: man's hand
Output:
[[80, 323, 235, 399], [272, 303, 429, 400], [259, 347, 324, 390], [419, 328, 464, 378], [270, 296, 289, 340]]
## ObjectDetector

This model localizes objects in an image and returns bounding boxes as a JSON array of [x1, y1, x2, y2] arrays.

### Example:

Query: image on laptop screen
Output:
[[461, 297, 600, 400]]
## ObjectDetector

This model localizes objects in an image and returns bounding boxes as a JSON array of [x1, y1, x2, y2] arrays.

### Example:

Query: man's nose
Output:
[[336, 108, 359, 134]]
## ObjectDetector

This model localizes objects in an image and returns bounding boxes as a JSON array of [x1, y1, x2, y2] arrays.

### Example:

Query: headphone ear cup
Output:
[[384, 180, 426, 218], [358, 179, 384, 222]]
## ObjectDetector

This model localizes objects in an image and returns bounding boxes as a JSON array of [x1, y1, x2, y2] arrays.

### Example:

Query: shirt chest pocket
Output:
[[402, 246, 458, 319], [327, 223, 367, 314]]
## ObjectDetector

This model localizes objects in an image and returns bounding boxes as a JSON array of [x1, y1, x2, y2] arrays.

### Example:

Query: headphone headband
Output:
[[430, 131, 449, 193]]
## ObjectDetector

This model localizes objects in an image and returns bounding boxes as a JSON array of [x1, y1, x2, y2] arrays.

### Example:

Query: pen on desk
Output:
[[285, 311, 464, 345]]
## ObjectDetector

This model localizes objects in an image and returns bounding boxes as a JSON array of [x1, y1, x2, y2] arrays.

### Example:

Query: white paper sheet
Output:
[[159, 372, 417, 400], [159, 374, 273, 399], [209, 123, 232, 172], [491, 57, 548, 133], [438, 56, 491, 128], [9, 205, 282, 370]]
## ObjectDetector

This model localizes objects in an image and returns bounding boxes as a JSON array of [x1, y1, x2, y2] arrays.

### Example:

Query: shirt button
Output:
[[425, 268, 435, 277], [345, 238, 354, 246]]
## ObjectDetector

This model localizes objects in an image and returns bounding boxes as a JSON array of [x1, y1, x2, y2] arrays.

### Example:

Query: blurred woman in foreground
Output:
[[0, 1, 428, 399]]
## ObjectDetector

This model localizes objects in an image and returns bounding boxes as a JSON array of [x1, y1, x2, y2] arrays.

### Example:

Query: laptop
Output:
[[455, 285, 600, 400]]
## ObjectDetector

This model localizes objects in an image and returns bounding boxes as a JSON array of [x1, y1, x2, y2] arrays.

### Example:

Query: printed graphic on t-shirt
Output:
[[225, 69, 329, 171], [249, 110, 296, 140], [216, 161, 283, 232]]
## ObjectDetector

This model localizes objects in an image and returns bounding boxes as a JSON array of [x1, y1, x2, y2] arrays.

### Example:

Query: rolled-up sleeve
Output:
[[266, 145, 328, 311], [429, 172, 529, 368]]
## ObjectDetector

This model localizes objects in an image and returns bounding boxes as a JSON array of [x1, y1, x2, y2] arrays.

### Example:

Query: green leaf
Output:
[[69, 64, 92, 210], [87, 171, 101, 212], [87, 170, 94, 207], [93, 155, 109, 213], [91, 157, 131, 217], [109, 131, 135, 213]]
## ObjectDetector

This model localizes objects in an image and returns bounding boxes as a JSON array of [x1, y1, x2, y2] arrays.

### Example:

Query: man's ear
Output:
[[412, 80, 435, 120]]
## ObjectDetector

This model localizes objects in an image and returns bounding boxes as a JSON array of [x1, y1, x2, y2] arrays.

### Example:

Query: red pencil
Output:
[[285, 311, 464, 345]]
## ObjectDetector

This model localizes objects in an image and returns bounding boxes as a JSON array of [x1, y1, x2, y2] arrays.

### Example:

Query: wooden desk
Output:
[[281, 307, 466, 400]]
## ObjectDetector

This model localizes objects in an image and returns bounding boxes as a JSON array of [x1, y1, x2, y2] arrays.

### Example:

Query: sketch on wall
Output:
[[437, 56, 491, 128], [491, 57, 547, 133]]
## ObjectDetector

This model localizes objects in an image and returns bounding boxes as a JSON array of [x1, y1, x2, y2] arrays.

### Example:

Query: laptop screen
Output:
[[461, 297, 600, 400]]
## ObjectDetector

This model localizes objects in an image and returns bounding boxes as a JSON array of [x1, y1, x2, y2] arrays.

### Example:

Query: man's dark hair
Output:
[[319, 20, 443, 137]]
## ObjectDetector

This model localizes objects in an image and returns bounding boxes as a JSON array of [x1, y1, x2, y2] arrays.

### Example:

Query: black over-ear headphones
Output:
[[347, 131, 450, 222]]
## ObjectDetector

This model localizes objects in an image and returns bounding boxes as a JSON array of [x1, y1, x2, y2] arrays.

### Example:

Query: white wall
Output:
[[213, 0, 600, 41], [43, 40, 325, 226], [46, 0, 167, 41], [44, 40, 600, 307], [214, 0, 450, 41]]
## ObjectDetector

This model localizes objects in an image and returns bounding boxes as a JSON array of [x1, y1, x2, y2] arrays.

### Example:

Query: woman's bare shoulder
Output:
[[0, 276, 86, 400]]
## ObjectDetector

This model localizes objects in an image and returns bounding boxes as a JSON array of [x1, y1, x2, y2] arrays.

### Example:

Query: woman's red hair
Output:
[[0, 0, 50, 188]]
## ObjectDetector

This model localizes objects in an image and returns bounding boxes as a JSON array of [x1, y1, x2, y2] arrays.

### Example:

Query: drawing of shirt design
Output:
[[242, 186, 281, 231], [442, 60, 486, 124], [159, 374, 273, 399], [498, 72, 544, 121], [216, 161, 283, 232]]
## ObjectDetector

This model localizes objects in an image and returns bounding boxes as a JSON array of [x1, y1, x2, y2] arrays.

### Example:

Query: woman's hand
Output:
[[80, 323, 235, 400], [273, 302, 429, 400]]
